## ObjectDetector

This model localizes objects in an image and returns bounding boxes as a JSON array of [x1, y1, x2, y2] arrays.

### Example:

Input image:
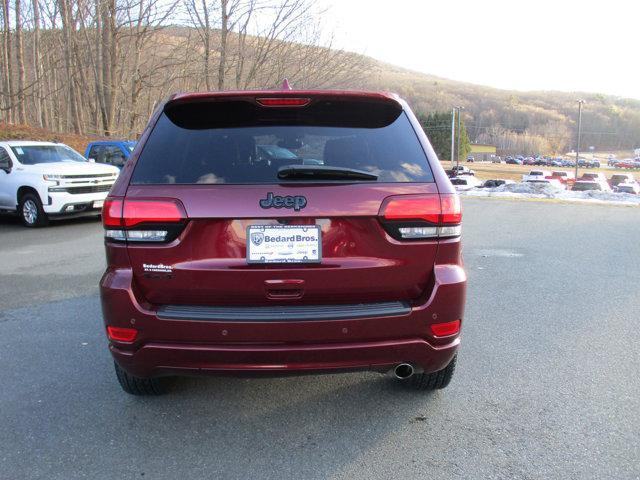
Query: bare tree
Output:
[[99, 0, 117, 134], [1, 0, 14, 122], [183, 0, 214, 89], [15, 0, 27, 123], [58, 0, 82, 132], [0, 0, 370, 136], [31, 0, 46, 127]]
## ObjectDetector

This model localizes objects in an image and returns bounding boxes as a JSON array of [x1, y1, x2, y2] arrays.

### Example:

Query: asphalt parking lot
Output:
[[1, 198, 638, 480]]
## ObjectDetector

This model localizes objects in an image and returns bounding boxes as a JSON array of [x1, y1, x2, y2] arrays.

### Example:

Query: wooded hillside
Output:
[[1, 0, 639, 154]]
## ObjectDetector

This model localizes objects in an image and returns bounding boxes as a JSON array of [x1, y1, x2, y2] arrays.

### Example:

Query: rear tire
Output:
[[114, 362, 165, 395], [408, 355, 457, 391], [19, 192, 49, 227]]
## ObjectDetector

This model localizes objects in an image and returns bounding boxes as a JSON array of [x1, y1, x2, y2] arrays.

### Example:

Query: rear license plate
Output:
[[247, 225, 321, 264], [93, 200, 104, 209]]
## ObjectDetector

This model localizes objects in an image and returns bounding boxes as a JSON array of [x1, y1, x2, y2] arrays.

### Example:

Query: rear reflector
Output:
[[256, 97, 311, 107], [107, 326, 138, 342], [430, 320, 461, 337]]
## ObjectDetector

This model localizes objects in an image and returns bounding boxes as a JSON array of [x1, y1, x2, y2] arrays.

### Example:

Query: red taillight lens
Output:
[[102, 198, 123, 227], [440, 194, 462, 224], [381, 195, 441, 224], [122, 199, 186, 227], [380, 194, 462, 240], [256, 97, 311, 107], [430, 320, 461, 337], [107, 326, 138, 342], [103, 198, 187, 243]]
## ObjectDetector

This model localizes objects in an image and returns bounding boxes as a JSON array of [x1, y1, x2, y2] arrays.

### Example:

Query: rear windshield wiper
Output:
[[278, 165, 378, 181]]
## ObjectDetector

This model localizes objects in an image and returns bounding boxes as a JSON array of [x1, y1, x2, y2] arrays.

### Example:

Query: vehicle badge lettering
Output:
[[259, 192, 307, 211]]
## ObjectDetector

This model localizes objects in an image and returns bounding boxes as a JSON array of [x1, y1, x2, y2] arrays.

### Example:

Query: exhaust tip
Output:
[[394, 363, 414, 380]]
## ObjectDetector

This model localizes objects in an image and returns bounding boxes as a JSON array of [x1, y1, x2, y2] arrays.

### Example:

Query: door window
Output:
[[104, 146, 126, 167], [0, 148, 13, 171], [87, 145, 105, 162]]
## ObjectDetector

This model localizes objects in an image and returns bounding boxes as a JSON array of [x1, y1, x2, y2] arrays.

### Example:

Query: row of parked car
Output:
[[501, 156, 602, 168], [473, 154, 640, 170], [520, 170, 639, 193], [0, 139, 135, 227], [609, 158, 640, 169], [448, 167, 639, 194]]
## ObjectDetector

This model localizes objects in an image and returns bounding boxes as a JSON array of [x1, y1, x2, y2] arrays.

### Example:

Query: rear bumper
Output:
[[111, 337, 460, 378], [100, 264, 466, 379]]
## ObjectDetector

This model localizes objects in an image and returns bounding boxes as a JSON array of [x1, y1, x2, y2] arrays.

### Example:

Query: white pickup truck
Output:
[[0, 141, 119, 227]]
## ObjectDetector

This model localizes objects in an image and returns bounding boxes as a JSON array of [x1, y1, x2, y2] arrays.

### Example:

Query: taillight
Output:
[[123, 200, 185, 227], [379, 194, 461, 240], [381, 195, 440, 224], [256, 97, 311, 107], [102, 198, 123, 227], [102, 197, 187, 243], [440, 195, 462, 225]]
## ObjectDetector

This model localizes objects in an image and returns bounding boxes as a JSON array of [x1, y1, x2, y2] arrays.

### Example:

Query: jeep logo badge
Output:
[[259, 192, 307, 211]]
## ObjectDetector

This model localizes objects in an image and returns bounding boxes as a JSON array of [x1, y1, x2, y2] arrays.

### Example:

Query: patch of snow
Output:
[[462, 182, 640, 206]]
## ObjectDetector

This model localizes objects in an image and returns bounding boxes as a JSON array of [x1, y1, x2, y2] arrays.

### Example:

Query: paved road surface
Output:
[[0, 199, 638, 479]]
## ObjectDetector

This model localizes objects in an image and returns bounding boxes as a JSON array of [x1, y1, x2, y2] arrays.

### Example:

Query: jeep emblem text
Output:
[[259, 192, 307, 211]]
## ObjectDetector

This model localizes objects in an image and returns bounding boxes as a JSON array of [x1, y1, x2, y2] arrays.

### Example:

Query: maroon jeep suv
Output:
[[100, 90, 466, 395]]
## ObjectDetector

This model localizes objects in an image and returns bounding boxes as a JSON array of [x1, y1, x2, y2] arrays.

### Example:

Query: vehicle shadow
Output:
[[115, 372, 440, 478]]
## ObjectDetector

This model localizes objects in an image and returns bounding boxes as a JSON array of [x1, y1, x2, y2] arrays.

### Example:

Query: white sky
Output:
[[320, 0, 640, 99]]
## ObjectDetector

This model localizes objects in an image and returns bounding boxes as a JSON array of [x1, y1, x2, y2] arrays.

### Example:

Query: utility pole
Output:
[[456, 106, 463, 170], [450, 108, 456, 168], [574, 100, 585, 179]]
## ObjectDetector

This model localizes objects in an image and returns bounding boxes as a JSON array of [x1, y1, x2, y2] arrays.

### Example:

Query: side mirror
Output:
[[88, 157, 96, 163], [0, 158, 10, 173]]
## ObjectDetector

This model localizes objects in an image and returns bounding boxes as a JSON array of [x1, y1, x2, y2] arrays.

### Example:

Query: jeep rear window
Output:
[[131, 99, 434, 184]]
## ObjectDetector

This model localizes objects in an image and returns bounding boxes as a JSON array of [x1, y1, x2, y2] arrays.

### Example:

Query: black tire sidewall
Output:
[[113, 361, 165, 395], [19, 193, 48, 228]]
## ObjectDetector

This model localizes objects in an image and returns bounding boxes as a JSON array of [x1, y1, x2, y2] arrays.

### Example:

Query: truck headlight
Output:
[[43, 174, 63, 181]]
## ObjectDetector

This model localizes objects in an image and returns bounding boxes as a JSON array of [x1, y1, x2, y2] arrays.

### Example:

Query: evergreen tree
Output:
[[418, 111, 471, 161]]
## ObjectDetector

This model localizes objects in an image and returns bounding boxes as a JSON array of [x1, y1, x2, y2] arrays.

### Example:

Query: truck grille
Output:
[[66, 184, 113, 194], [59, 173, 116, 179]]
